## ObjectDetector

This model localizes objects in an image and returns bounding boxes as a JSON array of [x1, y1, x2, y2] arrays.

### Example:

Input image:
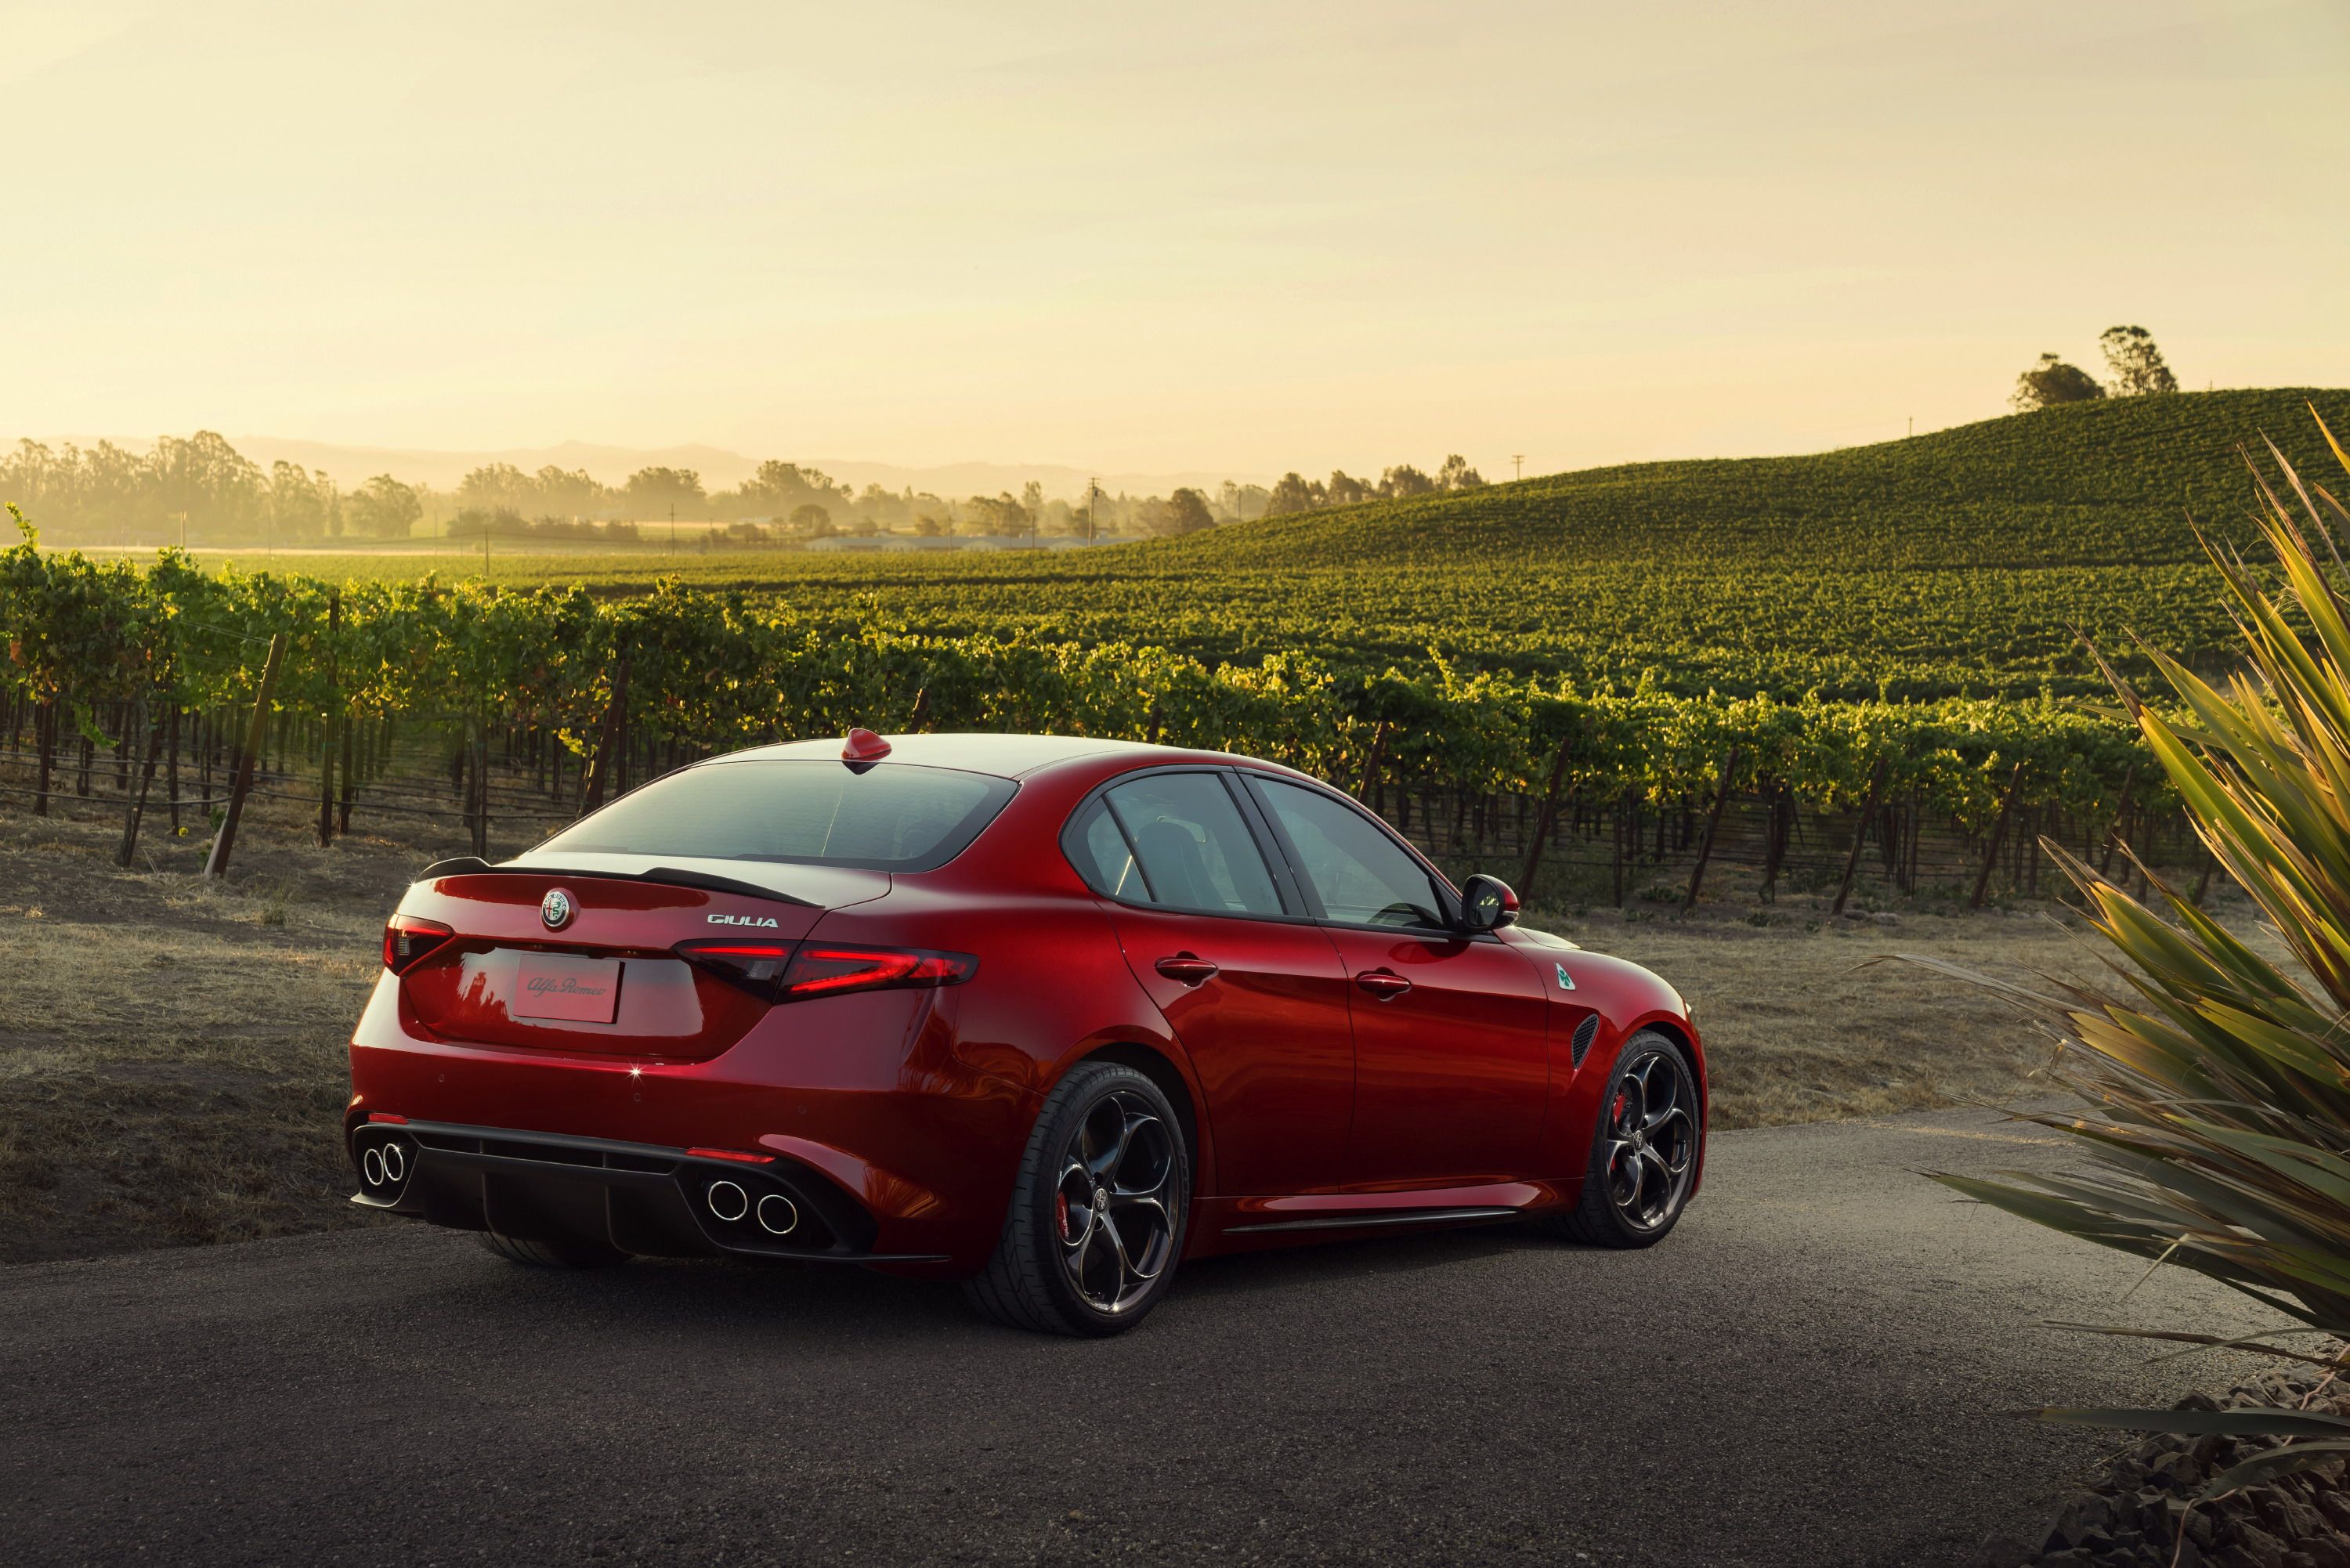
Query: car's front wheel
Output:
[[963, 1061, 1190, 1336], [1549, 1028, 1701, 1248]]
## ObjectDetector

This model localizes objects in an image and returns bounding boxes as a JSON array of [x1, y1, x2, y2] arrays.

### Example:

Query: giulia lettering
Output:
[[707, 914, 780, 928]]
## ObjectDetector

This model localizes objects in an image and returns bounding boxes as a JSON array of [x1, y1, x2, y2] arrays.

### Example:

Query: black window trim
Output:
[[1058, 764, 1317, 926], [1235, 769, 1487, 942]]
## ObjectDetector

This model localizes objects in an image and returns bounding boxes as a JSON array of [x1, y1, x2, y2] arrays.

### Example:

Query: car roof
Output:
[[710, 732, 1292, 780]]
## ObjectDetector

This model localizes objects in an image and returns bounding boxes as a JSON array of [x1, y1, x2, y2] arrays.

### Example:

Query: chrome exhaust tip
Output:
[[756, 1193, 798, 1237], [362, 1146, 385, 1186], [380, 1141, 406, 1183], [707, 1180, 749, 1223]]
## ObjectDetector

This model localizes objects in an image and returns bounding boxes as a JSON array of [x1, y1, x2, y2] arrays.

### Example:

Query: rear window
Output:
[[539, 761, 1015, 872]]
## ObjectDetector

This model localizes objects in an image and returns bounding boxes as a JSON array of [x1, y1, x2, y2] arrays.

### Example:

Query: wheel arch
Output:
[[1065, 1039, 1212, 1197]]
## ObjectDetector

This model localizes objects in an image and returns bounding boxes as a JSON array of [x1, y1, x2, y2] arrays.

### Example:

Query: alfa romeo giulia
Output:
[[347, 730, 1706, 1335]]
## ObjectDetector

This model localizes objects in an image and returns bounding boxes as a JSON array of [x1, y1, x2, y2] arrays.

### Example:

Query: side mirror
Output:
[[1459, 874, 1520, 933]]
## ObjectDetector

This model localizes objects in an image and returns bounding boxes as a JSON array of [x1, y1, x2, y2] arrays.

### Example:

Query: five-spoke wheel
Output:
[[1551, 1028, 1702, 1248], [1054, 1089, 1178, 1314], [964, 1061, 1191, 1335]]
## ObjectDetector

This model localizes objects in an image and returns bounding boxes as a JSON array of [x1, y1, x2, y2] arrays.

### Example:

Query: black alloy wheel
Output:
[[964, 1061, 1191, 1336], [1551, 1028, 1701, 1248]]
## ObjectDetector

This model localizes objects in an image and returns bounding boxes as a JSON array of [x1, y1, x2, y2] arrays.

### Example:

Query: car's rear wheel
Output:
[[1549, 1028, 1700, 1248], [476, 1229, 628, 1268], [963, 1061, 1190, 1336]]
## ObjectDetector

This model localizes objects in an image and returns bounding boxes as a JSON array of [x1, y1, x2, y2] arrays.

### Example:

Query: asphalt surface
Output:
[[0, 1107, 2289, 1568]]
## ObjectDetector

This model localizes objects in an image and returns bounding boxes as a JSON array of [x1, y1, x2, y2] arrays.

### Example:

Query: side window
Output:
[[1068, 798, 1152, 902], [1253, 779, 1445, 930], [1098, 773, 1284, 917]]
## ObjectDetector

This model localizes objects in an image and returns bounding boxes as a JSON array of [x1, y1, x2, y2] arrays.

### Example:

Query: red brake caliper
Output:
[[1056, 1191, 1071, 1240]]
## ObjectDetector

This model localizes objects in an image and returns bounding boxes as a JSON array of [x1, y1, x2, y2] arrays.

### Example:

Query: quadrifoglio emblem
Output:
[[707, 913, 780, 928]]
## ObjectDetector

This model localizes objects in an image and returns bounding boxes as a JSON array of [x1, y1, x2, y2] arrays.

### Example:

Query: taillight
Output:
[[674, 940, 799, 1000], [783, 945, 976, 998], [674, 939, 974, 1003], [382, 915, 455, 974]]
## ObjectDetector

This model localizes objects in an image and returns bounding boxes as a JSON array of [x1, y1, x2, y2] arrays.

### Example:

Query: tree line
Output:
[[2, 430, 1505, 549]]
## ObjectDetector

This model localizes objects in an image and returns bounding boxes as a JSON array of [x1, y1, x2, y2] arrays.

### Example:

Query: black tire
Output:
[[1549, 1028, 1701, 1248], [476, 1228, 628, 1269], [962, 1061, 1191, 1337]]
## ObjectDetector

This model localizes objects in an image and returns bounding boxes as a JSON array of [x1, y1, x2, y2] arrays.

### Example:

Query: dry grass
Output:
[[0, 800, 435, 1263], [0, 789, 2287, 1262], [1524, 902, 2131, 1129]]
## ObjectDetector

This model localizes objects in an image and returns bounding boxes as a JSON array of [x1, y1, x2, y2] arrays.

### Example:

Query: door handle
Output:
[[1155, 953, 1220, 986], [1354, 969, 1412, 999]]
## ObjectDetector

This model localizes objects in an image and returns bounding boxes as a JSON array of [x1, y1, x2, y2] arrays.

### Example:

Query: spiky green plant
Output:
[[1929, 412, 2350, 1495]]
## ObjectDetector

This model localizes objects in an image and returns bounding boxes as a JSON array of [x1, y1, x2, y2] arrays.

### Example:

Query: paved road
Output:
[[0, 1107, 2286, 1568]]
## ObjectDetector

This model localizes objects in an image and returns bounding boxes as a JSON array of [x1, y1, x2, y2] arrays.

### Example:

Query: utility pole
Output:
[[483, 521, 491, 573], [1512, 453, 1524, 482], [1907, 416, 1914, 439], [1086, 478, 1099, 542], [669, 502, 676, 551]]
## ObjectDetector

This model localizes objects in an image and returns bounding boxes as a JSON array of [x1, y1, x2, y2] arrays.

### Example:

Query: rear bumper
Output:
[[351, 1118, 945, 1264], [345, 975, 1036, 1276]]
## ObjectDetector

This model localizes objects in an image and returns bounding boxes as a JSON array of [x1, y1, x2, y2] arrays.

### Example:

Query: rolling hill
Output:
[[1147, 387, 2350, 571]]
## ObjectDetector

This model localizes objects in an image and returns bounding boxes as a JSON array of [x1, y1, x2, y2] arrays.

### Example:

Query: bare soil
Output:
[[0, 794, 2265, 1266]]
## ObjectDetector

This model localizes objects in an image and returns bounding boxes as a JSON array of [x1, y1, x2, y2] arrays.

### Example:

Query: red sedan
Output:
[[349, 731, 1706, 1335]]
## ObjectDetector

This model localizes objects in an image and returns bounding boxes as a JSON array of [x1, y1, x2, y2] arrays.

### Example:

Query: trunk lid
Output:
[[392, 858, 888, 1061]]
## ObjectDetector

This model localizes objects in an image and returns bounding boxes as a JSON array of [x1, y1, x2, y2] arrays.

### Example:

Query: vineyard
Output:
[[3, 502, 2203, 910]]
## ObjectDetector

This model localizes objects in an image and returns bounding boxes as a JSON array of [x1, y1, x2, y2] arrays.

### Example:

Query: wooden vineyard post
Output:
[[2099, 762, 2136, 878], [338, 702, 356, 835], [34, 699, 53, 817], [470, 716, 490, 858], [204, 633, 288, 881], [576, 658, 630, 818], [318, 593, 339, 848], [115, 688, 159, 868], [1969, 761, 2028, 910], [1354, 722, 1390, 800], [1831, 754, 1889, 916], [1682, 747, 1740, 912], [1517, 728, 1576, 898]]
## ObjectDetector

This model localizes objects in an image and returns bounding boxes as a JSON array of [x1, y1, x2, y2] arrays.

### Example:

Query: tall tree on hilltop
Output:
[[2011, 352, 2106, 411], [1264, 472, 1325, 517], [1436, 453, 1484, 491], [1380, 463, 1437, 498], [2099, 324, 2180, 396]]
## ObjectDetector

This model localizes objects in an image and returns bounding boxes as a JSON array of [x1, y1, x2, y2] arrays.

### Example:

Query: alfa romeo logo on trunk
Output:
[[540, 888, 574, 930]]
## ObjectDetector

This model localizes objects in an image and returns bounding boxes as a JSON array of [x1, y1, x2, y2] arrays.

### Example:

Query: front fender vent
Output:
[[1570, 1014, 1600, 1068]]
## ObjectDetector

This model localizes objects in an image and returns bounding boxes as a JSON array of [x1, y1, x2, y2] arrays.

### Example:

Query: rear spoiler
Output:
[[414, 857, 817, 908]]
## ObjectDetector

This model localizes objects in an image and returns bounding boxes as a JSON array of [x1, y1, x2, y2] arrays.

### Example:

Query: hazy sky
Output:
[[3, 0, 2344, 479]]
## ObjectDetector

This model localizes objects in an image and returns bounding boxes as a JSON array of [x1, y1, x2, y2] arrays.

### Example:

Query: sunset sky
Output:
[[3, 0, 2344, 481]]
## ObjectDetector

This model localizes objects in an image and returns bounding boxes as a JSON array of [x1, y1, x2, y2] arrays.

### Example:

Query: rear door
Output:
[[1242, 774, 1550, 1190], [1066, 770, 1357, 1198]]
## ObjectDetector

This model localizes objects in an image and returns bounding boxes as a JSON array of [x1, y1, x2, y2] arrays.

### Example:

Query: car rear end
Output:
[[345, 749, 1037, 1275]]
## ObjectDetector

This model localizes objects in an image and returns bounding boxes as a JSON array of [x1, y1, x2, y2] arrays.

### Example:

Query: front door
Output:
[[1068, 771, 1357, 1198], [1243, 775, 1549, 1190]]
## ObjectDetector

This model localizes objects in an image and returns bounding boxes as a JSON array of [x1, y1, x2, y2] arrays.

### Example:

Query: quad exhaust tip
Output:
[[757, 1194, 799, 1237], [707, 1180, 749, 1223], [360, 1138, 409, 1190]]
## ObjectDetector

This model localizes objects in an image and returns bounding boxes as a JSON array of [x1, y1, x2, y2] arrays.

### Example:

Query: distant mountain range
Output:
[[27, 434, 1263, 502]]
